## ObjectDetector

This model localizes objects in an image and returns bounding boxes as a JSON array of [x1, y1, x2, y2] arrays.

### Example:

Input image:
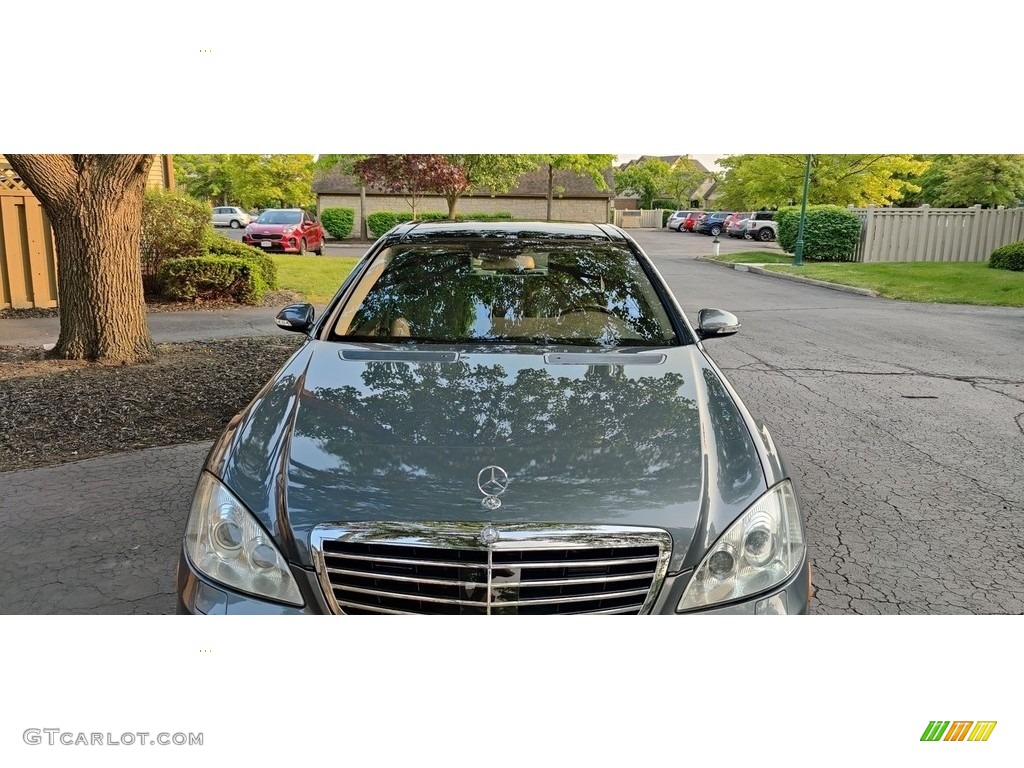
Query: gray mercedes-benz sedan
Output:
[[177, 221, 811, 615]]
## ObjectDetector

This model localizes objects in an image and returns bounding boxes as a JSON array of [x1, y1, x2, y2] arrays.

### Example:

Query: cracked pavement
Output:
[[644, 229, 1024, 614], [1, 229, 1022, 614]]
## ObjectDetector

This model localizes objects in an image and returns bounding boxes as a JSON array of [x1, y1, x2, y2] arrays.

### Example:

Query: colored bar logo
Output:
[[921, 721, 997, 742]]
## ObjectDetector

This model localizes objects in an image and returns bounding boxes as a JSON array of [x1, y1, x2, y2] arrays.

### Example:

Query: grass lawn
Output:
[[708, 251, 794, 264], [272, 255, 359, 303], [762, 262, 1024, 307]]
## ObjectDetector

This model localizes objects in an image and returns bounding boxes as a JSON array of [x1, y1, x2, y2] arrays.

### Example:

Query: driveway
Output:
[[2, 227, 1022, 614]]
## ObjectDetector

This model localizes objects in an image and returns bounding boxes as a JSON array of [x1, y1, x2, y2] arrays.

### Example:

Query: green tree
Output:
[[5, 154, 155, 363], [536, 154, 615, 220], [439, 155, 538, 218], [714, 154, 929, 210], [921, 155, 1024, 208], [614, 158, 671, 209], [663, 160, 715, 209], [174, 154, 235, 205], [174, 154, 314, 209]]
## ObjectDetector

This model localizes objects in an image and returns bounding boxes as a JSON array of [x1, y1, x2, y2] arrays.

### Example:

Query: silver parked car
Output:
[[211, 205, 253, 229], [177, 221, 811, 615]]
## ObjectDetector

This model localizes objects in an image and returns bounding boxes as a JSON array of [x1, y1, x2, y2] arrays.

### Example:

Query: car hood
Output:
[[247, 224, 294, 235], [211, 342, 767, 572]]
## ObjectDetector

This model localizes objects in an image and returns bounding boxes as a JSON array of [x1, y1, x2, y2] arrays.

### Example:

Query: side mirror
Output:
[[696, 308, 741, 340], [275, 303, 315, 334]]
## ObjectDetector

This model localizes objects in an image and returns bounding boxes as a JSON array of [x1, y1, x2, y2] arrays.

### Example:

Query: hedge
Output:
[[989, 240, 1024, 271], [159, 256, 266, 304], [366, 211, 514, 238], [140, 189, 211, 286], [207, 233, 278, 289], [321, 207, 355, 239], [776, 205, 862, 262]]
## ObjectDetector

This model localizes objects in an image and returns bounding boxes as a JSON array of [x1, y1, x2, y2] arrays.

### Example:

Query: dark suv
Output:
[[694, 212, 733, 236]]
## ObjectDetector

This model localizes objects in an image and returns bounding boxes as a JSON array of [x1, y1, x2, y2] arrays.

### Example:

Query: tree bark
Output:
[[546, 164, 554, 221], [446, 193, 459, 219], [4, 154, 156, 364]]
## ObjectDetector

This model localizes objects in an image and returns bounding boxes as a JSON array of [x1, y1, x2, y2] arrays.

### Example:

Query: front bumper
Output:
[[242, 235, 303, 253], [176, 545, 812, 615]]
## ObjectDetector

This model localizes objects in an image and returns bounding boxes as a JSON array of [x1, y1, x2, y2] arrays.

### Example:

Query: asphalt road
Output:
[[637, 229, 1024, 614], [2, 227, 1022, 614]]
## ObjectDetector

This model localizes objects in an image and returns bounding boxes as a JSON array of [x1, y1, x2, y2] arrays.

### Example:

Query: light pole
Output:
[[793, 154, 812, 266]]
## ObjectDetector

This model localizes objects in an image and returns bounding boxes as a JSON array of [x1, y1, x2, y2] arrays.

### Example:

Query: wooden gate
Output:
[[0, 173, 58, 309]]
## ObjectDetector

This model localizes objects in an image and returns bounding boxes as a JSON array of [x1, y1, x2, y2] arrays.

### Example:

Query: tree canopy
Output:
[[352, 154, 465, 219], [915, 154, 1024, 208], [713, 154, 929, 210], [174, 154, 315, 209], [439, 155, 538, 218]]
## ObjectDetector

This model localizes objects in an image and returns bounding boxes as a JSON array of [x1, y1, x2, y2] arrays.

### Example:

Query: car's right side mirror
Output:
[[696, 308, 741, 340], [276, 303, 316, 334]]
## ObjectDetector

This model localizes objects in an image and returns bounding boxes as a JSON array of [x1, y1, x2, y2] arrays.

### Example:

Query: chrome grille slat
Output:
[[506, 556, 660, 569], [497, 588, 651, 607], [311, 523, 673, 615], [332, 583, 485, 607], [325, 566, 483, 588], [322, 552, 486, 569]]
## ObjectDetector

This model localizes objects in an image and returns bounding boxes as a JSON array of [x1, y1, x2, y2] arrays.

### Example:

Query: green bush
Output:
[[776, 205, 862, 262], [159, 256, 266, 304], [320, 207, 355, 239], [366, 211, 414, 237], [140, 190, 212, 288], [207, 234, 278, 290], [989, 241, 1024, 271], [366, 211, 516, 237]]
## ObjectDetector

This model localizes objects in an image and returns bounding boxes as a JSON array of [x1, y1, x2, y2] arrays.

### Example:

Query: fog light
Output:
[[755, 592, 789, 615]]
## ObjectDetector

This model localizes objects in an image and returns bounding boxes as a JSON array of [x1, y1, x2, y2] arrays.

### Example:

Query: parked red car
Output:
[[680, 211, 705, 232], [243, 209, 326, 255]]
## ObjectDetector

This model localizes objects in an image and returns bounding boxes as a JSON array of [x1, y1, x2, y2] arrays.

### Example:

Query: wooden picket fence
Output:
[[849, 205, 1024, 263], [0, 175, 58, 309], [613, 209, 665, 228]]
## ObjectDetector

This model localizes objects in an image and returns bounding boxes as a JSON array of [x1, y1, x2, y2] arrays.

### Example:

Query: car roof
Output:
[[390, 220, 625, 242]]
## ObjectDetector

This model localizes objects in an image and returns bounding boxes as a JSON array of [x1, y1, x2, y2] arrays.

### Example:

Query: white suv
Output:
[[744, 211, 777, 242], [211, 206, 253, 229], [666, 210, 694, 231]]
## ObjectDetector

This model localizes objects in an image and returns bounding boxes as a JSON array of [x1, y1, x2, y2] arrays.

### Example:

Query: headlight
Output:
[[184, 472, 304, 606], [677, 480, 804, 611]]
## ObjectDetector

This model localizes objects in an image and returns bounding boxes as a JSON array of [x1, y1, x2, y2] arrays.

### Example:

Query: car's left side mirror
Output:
[[275, 303, 316, 334], [696, 308, 741, 340]]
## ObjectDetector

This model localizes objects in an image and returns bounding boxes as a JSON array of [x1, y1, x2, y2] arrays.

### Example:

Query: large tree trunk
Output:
[[446, 193, 459, 220], [5, 154, 156, 364]]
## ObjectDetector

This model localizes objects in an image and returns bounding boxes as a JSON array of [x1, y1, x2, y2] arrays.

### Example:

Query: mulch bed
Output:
[[0, 290, 306, 320], [0, 336, 304, 473]]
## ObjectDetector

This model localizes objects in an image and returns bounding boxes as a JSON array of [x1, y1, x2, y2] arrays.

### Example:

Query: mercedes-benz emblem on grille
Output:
[[480, 525, 500, 546], [477, 465, 509, 510]]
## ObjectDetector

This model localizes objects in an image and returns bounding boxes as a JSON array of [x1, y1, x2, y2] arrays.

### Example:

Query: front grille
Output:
[[253, 233, 282, 241], [311, 524, 672, 615]]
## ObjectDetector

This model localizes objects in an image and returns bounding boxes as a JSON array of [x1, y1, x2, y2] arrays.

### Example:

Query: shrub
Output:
[[776, 205, 861, 262], [159, 256, 266, 304], [989, 241, 1024, 271], [207, 234, 278, 290], [140, 190, 212, 289], [366, 211, 414, 237], [320, 207, 355, 239]]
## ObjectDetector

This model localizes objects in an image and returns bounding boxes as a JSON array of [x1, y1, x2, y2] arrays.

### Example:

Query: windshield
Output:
[[257, 210, 301, 225], [330, 240, 682, 347]]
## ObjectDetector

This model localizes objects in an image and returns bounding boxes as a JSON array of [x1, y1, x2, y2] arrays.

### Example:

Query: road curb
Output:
[[695, 257, 879, 297]]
